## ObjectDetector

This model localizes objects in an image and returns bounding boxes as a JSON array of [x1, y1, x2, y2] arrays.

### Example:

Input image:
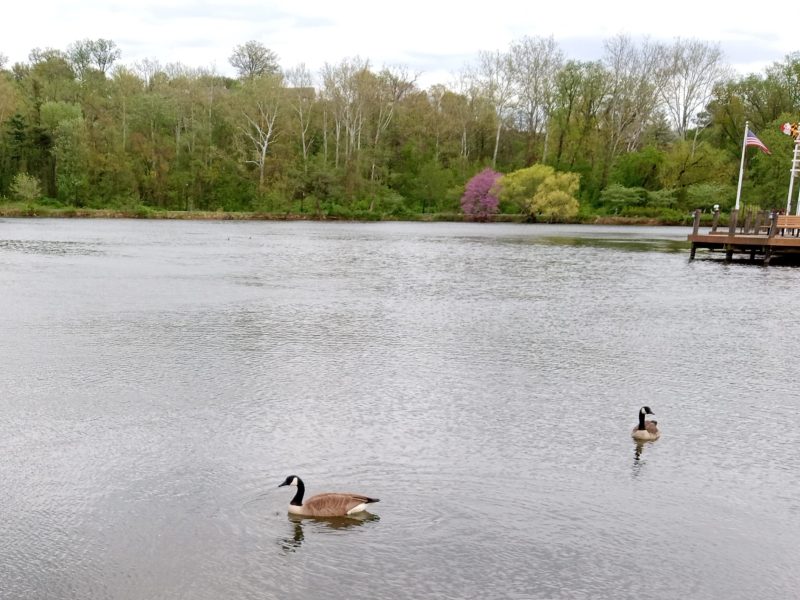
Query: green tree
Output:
[[10, 172, 42, 202], [705, 74, 791, 152], [658, 140, 731, 193], [229, 41, 280, 80], [659, 39, 729, 140], [238, 74, 283, 192], [128, 86, 178, 207], [498, 163, 553, 213], [0, 76, 24, 193], [598, 183, 648, 211], [610, 146, 664, 189], [5, 113, 29, 174], [470, 50, 515, 167], [685, 182, 736, 211], [510, 35, 564, 164], [53, 117, 89, 205], [599, 35, 663, 188], [498, 163, 580, 219], [26, 48, 77, 102], [40, 100, 82, 131], [0, 73, 21, 125], [551, 59, 608, 184], [744, 123, 794, 209], [529, 171, 580, 220], [285, 64, 316, 174]]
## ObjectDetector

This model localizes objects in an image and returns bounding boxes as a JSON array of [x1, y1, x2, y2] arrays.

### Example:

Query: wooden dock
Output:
[[688, 209, 800, 265]]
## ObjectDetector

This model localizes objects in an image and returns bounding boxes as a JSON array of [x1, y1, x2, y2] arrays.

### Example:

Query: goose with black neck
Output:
[[278, 475, 380, 518]]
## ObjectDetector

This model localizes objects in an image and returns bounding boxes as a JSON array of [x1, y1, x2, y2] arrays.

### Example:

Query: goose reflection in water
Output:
[[631, 438, 662, 479], [634, 440, 648, 461], [279, 512, 380, 553]]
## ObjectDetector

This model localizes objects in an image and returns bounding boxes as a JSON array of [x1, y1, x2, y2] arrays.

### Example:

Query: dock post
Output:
[[725, 211, 739, 262], [692, 209, 701, 235], [728, 209, 739, 236], [711, 209, 720, 232], [754, 211, 764, 234], [689, 210, 700, 261], [768, 212, 778, 238], [764, 212, 778, 265], [744, 209, 753, 233]]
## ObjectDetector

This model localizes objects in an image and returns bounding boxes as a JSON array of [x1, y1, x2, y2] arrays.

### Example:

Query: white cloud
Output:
[[3, 0, 797, 88]]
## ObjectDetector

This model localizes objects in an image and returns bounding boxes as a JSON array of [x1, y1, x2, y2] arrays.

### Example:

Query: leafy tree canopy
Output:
[[498, 164, 580, 220], [229, 41, 280, 80]]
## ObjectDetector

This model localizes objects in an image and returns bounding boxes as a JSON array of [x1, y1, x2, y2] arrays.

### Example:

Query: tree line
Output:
[[0, 36, 798, 220]]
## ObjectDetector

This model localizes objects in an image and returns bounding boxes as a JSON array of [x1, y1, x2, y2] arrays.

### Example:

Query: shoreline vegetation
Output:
[[2, 37, 796, 230], [0, 201, 697, 226]]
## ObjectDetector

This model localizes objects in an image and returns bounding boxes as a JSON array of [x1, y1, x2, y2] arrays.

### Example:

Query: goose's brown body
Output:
[[631, 420, 660, 441], [289, 492, 378, 517]]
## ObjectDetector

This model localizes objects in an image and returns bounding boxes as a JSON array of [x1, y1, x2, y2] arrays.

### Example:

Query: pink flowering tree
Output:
[[461, 168, 501, 220]]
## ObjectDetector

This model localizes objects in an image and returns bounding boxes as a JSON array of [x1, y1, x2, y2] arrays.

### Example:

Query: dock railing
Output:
[[694, 207, 776, 237]]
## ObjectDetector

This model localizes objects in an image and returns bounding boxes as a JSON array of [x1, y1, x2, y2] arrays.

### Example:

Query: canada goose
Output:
[[278, 475, 380, 517], [631, 406, 660, 441]]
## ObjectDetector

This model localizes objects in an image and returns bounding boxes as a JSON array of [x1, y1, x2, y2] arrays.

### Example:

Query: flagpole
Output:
[[735, 121, 749, 211], [795, 160, 800, 214], [795, 174, 800, 214], [786, 138, 800, 215], [790, 138, 800, 215]]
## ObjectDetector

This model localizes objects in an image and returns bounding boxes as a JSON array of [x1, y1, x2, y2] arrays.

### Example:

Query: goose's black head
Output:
[[279, 475, 301, 488], [641, 406, 655, 416]]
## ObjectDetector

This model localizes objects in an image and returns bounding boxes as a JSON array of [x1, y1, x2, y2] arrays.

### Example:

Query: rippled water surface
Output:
[[1, 218, 798, 600]]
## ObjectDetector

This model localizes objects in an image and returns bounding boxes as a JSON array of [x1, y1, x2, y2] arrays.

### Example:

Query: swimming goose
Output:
[[278, 475, 380, 517], [631, 406, 660, 441]]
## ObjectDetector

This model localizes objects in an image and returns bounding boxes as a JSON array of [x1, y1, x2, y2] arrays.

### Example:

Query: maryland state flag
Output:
[[781, 122, 799, 138]]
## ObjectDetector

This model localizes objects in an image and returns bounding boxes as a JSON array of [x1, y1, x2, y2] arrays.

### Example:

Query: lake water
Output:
[[0, 219, 798, 600]]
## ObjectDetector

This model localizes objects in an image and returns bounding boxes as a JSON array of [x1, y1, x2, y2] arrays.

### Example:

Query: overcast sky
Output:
[[3, 0, 796, 88]]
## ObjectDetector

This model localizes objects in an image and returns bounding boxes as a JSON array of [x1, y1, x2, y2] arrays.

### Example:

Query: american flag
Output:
[[746, 128, 771, 154]]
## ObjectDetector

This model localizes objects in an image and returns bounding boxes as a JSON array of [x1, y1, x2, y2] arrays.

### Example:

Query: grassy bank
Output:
[[0, 202, 699, 226]]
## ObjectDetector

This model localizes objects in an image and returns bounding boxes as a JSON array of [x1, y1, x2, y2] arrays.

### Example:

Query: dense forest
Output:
[[1, 35, 798, 221]]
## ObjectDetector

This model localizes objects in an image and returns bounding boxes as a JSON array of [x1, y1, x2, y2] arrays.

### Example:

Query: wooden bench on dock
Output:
[[758, 215, 800, 235], [776, 215, 800, 236]]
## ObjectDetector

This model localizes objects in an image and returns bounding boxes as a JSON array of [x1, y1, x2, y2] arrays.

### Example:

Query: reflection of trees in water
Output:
[[279, 513, 380, 553], [538, 236, 688, 254]]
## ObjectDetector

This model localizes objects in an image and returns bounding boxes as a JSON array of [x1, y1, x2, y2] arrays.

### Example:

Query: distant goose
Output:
[[278, 475, 380, 517], [631, 406, 660, 441]]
